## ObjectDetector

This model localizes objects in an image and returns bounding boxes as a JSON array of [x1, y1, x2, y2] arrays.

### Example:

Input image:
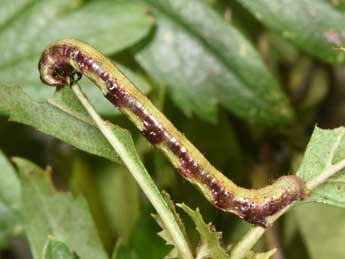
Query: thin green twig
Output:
[[71, 83, 193, 259]]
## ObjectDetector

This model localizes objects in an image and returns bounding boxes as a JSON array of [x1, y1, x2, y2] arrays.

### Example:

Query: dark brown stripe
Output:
[[173, 142, 201, 178], [75, 50, 92, 72], [167, 138, 180, 155], [105, 85, 130, 108], [129, 101, 167, 145], [141, 116, 167, 145], [178, 157, 200, 177], [132, 102, 147, 119]]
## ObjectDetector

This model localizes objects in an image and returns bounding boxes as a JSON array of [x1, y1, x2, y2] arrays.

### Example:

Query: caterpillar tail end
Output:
[[229, 175, 307, 228]]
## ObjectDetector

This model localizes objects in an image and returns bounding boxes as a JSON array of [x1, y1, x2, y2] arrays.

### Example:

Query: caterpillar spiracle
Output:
[[38, 39, 306, 227]]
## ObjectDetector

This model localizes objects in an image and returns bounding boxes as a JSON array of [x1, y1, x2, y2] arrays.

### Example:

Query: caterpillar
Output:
[[38, 39, 306, 227]]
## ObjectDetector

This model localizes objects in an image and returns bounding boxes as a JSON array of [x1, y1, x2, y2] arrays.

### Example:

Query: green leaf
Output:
[[0, 0, 151, 115], [294, 204, 345, 259], [162, 192, 190, 245], [112, 239, 139, 259], [0, 150, 22, 247], [14, 157, 108, 259], [152, 192, 191, 258], [42, 239, 79, 259], [152, 214, 179, 258], [0, 0, 32, 27], [136, 0, 292, 123], [0, 85, 122, 163], [297, 126, 345, 207], [95, 165, 140, 240], [237, 0, 345, 64], [70, 159, 141, 244], [49, 87, 96, 126], [327, 0, 345, 12], [69, 158, 114, 251], [121, 208, 170, 259], [178, 203, 230, 259]]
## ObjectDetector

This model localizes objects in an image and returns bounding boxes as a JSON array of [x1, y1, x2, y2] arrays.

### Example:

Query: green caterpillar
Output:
[[38, 39, 306, 227]]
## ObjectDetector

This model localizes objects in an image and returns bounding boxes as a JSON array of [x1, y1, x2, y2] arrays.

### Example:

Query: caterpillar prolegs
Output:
[[38, 39, 306, 227]]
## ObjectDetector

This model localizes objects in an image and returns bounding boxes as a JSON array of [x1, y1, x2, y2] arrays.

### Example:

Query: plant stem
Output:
[[265, 225, 285, 259], [306, 154, 345, 190], [230, 227, 266, 259], [71, 83, 193, 259], [230, 154, 345, 259]]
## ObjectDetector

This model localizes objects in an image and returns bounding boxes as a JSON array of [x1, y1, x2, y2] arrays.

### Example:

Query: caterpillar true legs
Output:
[[38, 39, 306, 227]]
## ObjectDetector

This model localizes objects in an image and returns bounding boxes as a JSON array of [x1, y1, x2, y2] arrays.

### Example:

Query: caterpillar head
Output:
[[38, 45, 75, 87]]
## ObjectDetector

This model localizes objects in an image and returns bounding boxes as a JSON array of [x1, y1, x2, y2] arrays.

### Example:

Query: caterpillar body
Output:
[[38, 39, 306, 227]]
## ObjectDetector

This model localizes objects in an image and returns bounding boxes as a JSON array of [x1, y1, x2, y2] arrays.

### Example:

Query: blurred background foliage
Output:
[[1, 0, 345, 258]]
